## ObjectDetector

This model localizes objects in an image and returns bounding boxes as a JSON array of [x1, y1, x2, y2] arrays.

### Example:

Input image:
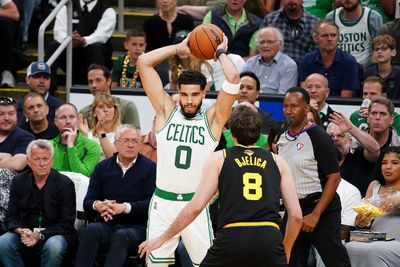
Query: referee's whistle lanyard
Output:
[[38, 213, 43, 229]]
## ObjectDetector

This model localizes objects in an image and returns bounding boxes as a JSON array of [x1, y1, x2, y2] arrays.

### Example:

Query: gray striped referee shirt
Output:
[[277, 124, 339, 199]]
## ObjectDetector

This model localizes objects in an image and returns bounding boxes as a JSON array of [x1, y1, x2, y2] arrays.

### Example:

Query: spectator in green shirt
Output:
[[112, 29, 146, 89], [177, 0, 225, 20], [349, 75, 400, 135], [52, 103, 101, 177], [304, 0, 334, 19]]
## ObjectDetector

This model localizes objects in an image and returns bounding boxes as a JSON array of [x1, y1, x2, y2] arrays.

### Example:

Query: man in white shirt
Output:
[[46, 0, 116, 87], [243, 27, 297, 94], [0, 0, 19, 88]]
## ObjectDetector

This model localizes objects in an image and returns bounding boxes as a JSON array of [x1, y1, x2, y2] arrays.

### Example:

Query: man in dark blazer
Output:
[[0, 139, 76, 267], [75, 125, 156, 267]]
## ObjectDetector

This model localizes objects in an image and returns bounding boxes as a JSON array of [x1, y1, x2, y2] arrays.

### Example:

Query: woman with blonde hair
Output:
[[79, 93, 121, 158], [167, 30, 213, 90]]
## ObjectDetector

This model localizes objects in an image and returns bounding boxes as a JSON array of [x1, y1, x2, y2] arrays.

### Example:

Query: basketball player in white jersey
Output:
[[137, 34, 240, 266]]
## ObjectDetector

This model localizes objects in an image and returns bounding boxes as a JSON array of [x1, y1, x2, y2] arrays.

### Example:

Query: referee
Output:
[[139, 105, 302, 266], [277, 87, 351, 267]]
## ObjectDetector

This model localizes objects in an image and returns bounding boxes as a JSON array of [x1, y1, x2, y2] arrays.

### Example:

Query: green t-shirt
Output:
[[112, 54, 141, 88], [304, 0, 333, 19], [360, 0, 392, 23], [203, 7, 248, 35], [223, 130, 269, 149], [350, 109, 400, 134], [177, 0, 225, 12], [51, 132, 102, 177]]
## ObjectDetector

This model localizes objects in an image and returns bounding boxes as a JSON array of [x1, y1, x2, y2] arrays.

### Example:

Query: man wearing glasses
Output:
[[327, 112, 380, 196], [0, 96, 35, 172], [363, 35, 400, 100], [242, 27, 297, 94], [75, 124, 156, 267]]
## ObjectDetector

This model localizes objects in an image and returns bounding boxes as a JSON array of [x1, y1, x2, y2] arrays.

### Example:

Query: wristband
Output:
[[98, 133, 107, 139], [222, 80, 240, 95], [215, 48, 226, 60]]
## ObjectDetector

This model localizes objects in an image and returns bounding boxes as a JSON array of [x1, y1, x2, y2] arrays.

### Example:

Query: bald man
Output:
[[303, 73, 336, 129]]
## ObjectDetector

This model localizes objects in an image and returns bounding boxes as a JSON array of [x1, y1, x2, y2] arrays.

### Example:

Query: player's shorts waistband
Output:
[[223, 221, 280, 230], [154, 187, 194, 201]]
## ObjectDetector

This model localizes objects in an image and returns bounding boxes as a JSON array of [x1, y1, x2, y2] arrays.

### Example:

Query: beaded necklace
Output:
[[121, 51, 139, 88]]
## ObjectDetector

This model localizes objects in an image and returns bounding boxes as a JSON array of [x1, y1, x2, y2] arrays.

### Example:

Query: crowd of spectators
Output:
[[0, 0, 400, 266]]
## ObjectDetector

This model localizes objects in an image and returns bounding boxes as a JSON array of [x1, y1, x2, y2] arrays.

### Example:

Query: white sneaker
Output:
[[1, 70, 15, 88]]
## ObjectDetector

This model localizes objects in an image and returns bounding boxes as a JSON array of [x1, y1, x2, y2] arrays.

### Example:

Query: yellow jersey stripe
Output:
[[223, 221, 280, 230]]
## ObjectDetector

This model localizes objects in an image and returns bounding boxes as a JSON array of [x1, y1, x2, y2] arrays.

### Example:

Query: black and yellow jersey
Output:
[[217, 145, 282, 229]]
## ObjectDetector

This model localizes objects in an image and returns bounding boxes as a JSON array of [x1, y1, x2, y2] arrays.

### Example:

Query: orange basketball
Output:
[[188, 24, 224, 60]]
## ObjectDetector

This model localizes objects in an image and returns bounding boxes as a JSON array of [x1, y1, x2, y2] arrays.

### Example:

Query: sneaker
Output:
[[1, 70, 15, 88]]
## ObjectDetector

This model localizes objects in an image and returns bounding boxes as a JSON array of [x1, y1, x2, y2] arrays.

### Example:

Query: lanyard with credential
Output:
[[38, 212, 42, 229]]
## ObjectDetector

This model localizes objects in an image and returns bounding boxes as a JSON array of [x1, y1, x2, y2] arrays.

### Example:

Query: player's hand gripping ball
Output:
[[188, 24, 224, 60]]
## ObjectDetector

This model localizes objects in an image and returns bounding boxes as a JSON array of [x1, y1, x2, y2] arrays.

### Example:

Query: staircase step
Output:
[[42, 31, 130, 56], [22, 48, 126, 67], [19, 48, 126, 86], [0, 87, 66, 102], [107, 0, 155, 8], [17, 4, 156, 91]]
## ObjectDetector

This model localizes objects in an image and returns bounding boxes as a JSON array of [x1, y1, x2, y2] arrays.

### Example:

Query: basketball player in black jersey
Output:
[[139, 105, 302, 266]]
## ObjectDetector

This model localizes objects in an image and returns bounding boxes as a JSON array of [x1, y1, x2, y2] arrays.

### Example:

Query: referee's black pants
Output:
[[284, 193, 351, 267]]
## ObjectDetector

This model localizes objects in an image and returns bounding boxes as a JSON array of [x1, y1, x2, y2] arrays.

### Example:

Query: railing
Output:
[[38, 0, 72, 101], [118, 0, 124, 33]]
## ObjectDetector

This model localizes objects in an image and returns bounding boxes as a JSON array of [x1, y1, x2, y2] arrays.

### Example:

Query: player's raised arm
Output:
[[137, 39, 191, 124], [207, 35, 241, 138]]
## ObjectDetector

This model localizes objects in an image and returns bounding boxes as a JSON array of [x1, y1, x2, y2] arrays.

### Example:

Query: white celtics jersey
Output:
[[156, 107, 218, 193], [334, 7, 372, 66]]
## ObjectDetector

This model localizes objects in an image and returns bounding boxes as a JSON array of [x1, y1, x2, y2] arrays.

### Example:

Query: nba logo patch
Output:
[[296, 142, 304, 151]]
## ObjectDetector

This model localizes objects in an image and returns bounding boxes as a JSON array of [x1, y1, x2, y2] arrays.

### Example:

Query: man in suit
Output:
[[303, 73, 335, 130], [75, 125, 156, 267], [47, 0, 116, 86], [0, 139, 76, 267]]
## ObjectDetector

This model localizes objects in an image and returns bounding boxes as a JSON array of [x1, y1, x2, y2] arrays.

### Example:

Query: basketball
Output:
[[188, 24, 224, 60]]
